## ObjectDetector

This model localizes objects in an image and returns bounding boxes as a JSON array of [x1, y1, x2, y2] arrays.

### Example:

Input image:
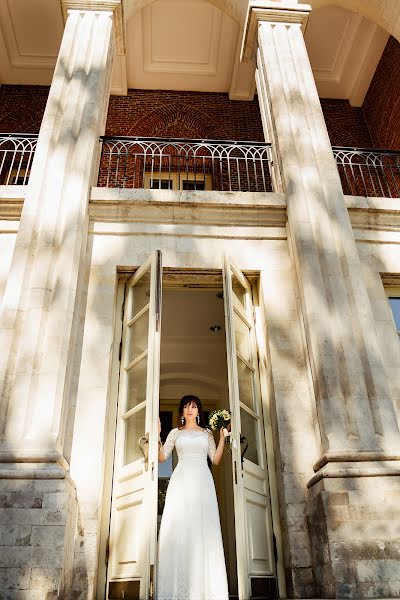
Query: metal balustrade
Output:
[[0, 133, 38, 185], [333, 146, 400, 198], [1, 134, 399, 200], [98, 136, 274, 192]]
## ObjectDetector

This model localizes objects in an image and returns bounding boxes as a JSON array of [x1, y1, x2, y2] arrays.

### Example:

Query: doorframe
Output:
[[252, 278, 287, 598], [96, 275, 127, 600], [96, 268, 286, 599]]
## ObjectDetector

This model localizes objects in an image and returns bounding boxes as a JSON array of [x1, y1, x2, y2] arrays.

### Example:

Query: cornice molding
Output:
[[241, 1, 311, 62], [61, 0, 125, 54]]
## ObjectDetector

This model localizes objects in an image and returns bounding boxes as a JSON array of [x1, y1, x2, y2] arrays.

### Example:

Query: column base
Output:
[[307, 469, 400, 599], [0, 466, 77, 599]]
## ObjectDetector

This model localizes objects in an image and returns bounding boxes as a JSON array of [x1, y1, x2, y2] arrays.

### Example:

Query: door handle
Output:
[[240, 434, 248, 468], [139, 432, 149, 470]]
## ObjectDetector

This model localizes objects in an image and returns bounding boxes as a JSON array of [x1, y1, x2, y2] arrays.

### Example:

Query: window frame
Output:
[[144, 171, 212, 191], [385, 286, 400, 339]]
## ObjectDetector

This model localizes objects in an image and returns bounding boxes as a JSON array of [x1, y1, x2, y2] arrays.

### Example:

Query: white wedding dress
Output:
[[156, 427, 229, 600]]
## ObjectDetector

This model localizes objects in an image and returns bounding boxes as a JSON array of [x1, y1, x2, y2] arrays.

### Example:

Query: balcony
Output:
[[98, 136, 274, 193], [0, 133, 37, 185], [0, 133, 399, 199], [333, 147, 400, 199]]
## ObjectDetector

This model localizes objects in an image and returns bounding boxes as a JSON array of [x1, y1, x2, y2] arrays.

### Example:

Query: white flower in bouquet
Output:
[[208, 410, 231, 444]]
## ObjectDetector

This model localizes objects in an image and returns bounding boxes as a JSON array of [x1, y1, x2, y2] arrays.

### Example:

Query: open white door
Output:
[[223, 255, 278, 600], [107, 251, 162, 600]]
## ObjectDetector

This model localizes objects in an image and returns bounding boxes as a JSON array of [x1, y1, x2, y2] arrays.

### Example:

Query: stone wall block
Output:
[[30, 525, 65, 549], [0, 508, 43, 526], [0, 547, 31, 568], [0, 568, 30, 590], [30, 568, 62, 592], [0, 524, 31, 546], [307, 476, 400, 597], [0, 591, 46, 600], [42, 492, 69, 510]]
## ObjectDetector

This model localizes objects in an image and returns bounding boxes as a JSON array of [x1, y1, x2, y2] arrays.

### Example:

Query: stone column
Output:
[[243, 1, 400, 597], [0, 3, 120, 597]]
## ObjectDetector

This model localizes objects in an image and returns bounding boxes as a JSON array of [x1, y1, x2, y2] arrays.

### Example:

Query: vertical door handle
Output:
[[139, 432, 149, 470], [240, 434, 248, 469]]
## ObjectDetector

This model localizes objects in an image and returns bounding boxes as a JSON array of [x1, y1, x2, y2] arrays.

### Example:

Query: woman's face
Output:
[[183, 400, 199, 422]]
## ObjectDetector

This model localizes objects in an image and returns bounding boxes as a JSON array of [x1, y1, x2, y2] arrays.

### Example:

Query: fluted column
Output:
[[243, 1, 400, 471], [0, 5, 117, 472], [0, 3, 119, 597], [243, 3, 400, 596]]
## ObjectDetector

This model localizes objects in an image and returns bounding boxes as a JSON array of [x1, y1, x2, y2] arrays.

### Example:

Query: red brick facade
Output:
[[104, 89, 264, 141], [320, 35, 400, 151], [0, 85, 49, 133], [363, 35, 400, 150], [320, 99, 372, 148], [0, 35, 399, 150]]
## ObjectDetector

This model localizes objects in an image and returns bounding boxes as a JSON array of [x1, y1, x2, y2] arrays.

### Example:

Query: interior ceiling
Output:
[[0, 0, 389, 106], [160, 288, 228, 400]]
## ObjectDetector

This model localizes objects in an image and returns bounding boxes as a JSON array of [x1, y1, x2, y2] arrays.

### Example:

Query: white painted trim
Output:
[[96, 277, 125, 600]]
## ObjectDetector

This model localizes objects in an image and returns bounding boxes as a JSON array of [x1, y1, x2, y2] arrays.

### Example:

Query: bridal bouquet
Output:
[[209, 409, 231, 445]]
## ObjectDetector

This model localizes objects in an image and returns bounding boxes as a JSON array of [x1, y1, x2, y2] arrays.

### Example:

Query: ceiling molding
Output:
[[306, 6, 389, 106], [0, 0, 59, 69], [142, 0, 222, 76], [310, 13, 362, 83], [229, 28, 256, 101], [111, 54, 128, 95]]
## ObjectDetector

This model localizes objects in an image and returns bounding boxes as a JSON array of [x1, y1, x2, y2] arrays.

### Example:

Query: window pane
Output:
[[124, 407, 146, 465], [237, 357, 254, 411], [131, 270, 151, 318], [182, 180, 205, 191], [240, 408, 259, 465], [126, 357, 147, 412], [231, 271, 246, 311], [389, 297, 400, 331], [150, 179, 172, 189], [235, 313, 251, 362], [128, 309, 149, 364]]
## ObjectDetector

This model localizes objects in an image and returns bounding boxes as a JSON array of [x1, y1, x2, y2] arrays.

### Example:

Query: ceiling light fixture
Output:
[[209, 325, 221, 332]]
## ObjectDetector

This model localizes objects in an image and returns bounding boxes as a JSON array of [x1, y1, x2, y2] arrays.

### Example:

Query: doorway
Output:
[[103, 259, 280, 600], [158, 283, 238, 597]]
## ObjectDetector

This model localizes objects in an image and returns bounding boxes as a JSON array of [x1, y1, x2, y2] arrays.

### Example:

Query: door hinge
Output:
[[105, 535, 110, 565], [149, 564, 155, 600]]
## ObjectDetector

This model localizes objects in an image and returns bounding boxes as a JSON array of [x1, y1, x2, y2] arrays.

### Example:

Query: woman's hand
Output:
[[158, 418, 161, 436]]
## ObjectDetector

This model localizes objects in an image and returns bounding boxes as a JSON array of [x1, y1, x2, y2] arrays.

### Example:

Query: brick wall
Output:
[[320, 99, 372, 148], [363, 35, 400, 150], [1, 34, 399, 152], [320, 35, 400, 151], [0, 86, 264, 141], [0, 85, 49, 132], [105, 89, 264, 140]]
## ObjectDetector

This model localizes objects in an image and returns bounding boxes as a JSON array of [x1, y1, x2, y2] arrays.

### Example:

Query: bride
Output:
[[156, 395, 229, 600]]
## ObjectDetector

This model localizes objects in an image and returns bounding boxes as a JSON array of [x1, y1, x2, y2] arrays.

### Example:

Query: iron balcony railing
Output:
[[1, 134, 399, 200], [98, 136, 274, 192], [0, 133, 38, 185], [333, 146, 400, 198]]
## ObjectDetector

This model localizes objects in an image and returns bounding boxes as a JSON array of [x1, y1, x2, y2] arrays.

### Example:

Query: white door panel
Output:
[[223, 255, 277, 600], [107, 251, 162, 600], [246, 490, 275, 575]]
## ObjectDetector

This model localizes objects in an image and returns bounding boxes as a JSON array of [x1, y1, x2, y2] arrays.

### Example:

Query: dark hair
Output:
[[178, 395, 208, 429]]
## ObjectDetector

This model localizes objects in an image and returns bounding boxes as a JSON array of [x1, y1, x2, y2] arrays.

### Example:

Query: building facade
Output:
[[0, 0, 400, 599]]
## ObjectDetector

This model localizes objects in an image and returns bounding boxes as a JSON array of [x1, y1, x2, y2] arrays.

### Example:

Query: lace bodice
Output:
[[162, 427, 217, 463]]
